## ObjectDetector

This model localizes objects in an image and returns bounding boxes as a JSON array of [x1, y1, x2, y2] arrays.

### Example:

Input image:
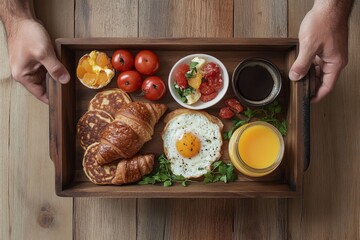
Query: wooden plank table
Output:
[[0, 0, 359, 239]]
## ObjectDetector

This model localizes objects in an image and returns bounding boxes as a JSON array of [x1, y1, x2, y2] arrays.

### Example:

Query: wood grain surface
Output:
[[137, 199, 235, 240], [234, 0, 287, 38], [138, 0, 233, 38], [75, 0, 138, 38], [234, 199, 287, 239], [74, 198, 136, 240], [0, 0, 73, 240], [287, 0, 360, 239], [0, 23, 12, 240], [0, 0, 359, 239]]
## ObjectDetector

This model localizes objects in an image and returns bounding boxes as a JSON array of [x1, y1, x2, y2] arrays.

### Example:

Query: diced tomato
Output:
[[200, 92, 218, 102], [199, 81, 215, 95], [219, 107, 235, 119], [174, 64, 189, 89], [175, 73, 187, 89], [208, 76, 223, 91], [202, 62, 221, 79], [177, 63, 190, 72], [225, 98, 244, 113]]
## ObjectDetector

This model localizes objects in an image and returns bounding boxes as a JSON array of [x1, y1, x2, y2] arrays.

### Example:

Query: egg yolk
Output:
[[176, 132, 201, 158]]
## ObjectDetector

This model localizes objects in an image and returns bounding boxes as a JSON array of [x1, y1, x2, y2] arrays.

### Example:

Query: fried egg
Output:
[[162, 109, 223, 178]]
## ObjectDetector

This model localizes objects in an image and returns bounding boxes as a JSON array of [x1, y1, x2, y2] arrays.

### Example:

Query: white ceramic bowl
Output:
[[168, 53, 229, 110]]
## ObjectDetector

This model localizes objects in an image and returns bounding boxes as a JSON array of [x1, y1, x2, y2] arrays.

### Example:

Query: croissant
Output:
[[111, 154, 155, 185], [96, 102, 167, 165], [83, 142, 154, 185]]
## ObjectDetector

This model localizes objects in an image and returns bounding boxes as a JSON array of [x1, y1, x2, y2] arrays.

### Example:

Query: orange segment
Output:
[[76, 65, 87, 79], [83, 73, 97, 86], [81, 58, 93, 73], [97, 71, 108, 85], [188, 73, 203, 89], [96, 52, 110, 68]]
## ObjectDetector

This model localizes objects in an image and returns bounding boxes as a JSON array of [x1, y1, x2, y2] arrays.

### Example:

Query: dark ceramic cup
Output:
[[232, 58, 282, 107]]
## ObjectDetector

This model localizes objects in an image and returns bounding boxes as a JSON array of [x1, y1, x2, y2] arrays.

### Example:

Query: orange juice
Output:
[[228, 121, 284, 177], [238, 124, 280, 169]]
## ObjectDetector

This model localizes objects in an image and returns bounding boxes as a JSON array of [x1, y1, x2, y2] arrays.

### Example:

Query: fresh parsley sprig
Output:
[[138, 155, 237, 187], [138, 154, 193, 187], [174, 84, 195, 103], [223, 100, 287, 140], [223, 119, 250, 140], [185, 61, 198, 79], [203, 161, 237, 184]]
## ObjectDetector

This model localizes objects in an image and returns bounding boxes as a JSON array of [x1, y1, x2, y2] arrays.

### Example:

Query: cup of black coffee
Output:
[[232, 58, 282, 107]]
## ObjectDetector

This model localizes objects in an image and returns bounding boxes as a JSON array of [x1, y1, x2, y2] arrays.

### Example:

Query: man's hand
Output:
[[1, 0, 70, 104], [6, 18, 70, 103], [289, 1, 353, 103]]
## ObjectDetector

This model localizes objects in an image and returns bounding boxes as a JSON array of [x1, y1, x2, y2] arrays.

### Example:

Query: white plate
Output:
[[168, 53, 229, 110]]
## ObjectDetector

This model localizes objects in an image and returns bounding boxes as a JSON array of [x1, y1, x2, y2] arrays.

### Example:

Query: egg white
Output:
[[162, 113, 222, 178]]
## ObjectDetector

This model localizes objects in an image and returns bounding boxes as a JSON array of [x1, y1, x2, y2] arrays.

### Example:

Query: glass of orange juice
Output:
[[228, 121, 284, 177]]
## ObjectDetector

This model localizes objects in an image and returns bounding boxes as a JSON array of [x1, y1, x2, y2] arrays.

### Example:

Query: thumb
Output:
[[40, 49, 70, 84], [289, 42, 317, 81]]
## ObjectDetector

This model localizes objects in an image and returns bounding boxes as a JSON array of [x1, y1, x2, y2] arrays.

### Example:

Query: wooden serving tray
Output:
[[48, 38, 315, 198]]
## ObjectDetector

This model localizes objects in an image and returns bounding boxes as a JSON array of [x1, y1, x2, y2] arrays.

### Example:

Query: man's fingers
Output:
[[39, 49, 70, 84], [311, 71, 339, 103], [289, 41, 317, 81], [20, 77, 49, 104]]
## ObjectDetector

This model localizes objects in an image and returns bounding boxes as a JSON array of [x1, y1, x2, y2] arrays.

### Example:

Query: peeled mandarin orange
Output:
[[96, 52, 110, 68], [76, 50, 115, 89]]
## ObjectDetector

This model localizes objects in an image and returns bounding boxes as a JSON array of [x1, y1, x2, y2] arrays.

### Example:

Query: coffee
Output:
[[232, 59, 281, 107], [236, 65, 274, 101]]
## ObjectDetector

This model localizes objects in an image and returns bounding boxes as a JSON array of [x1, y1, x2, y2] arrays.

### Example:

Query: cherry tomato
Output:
[[174, 63, 189, 89], [117, 70, 142, 93], [135, 50, 160, 75], [141, 76, 166, 101], [200, 92, 217, 102], [225, 98, 244, 113], [219, 107, 235, 119], [112, 50, 134, 72]]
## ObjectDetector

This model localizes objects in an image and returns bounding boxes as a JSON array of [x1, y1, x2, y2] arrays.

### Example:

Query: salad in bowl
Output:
[[169, 54, 229, 110]]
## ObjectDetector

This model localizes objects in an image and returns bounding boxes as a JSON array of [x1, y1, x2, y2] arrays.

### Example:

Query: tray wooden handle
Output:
[[303, 65, 317, 172], [47, 73, 58, 165], [47, 72, 75, 192]]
